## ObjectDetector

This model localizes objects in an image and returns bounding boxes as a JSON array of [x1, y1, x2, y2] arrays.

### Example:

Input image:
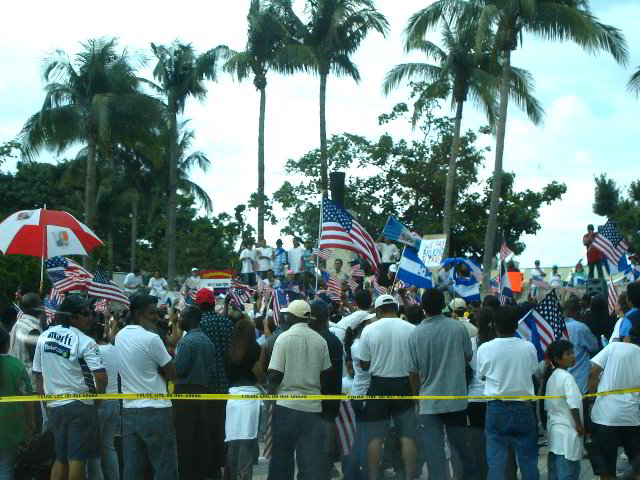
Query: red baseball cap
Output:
[[195, 288, 214, 306]]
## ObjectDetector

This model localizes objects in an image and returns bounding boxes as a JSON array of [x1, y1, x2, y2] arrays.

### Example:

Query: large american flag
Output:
[[517, 289, 568, 360], [319, 195, 380, 272], [88, 266, 130, 306], [335, 400, 356, 456], [45, 256, 91, 292], [607, 279, 619, 315], [593, 219, 629, 266]]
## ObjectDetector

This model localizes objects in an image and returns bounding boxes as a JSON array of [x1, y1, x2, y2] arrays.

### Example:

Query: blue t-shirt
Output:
[[618, 308, 639, 338]]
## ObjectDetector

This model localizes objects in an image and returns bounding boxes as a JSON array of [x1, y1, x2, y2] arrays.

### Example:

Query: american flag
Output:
[[531, 277, 550, 290], [607, 279, 619, 315], [319, 195, 381, 272], [335, 400, 356, 456], [346, 276, 358, 292], [88, 266, 130, 306], [231, 277, 254, 291], [323, 272, 342, 300], [517, 289, 568, 360], [263, 403, 274, 458], [271, 289, 288, 325], [93, 299, 109, 315], [313, 248, 331, 260], [45, 256, 91, 292], [593, 219, 629, 266], [176, 290, 196, 310], [372, 277, 388, 296], [229, 288, 252, 307], [500, 241, 514, 263], [350, 264, 364, 278], [44, 293, 59, 325], [282, 281, 300, 294]]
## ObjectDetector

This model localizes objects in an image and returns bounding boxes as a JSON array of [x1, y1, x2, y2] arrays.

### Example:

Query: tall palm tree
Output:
[[384, 17, 544, 258], [147, 41, 230, 286], [409, 0, 628, 289], [225, 0, 310, 241], [20, 38, 150, 267], [277, 0, 389, 191], [629, 66, 640, 96]]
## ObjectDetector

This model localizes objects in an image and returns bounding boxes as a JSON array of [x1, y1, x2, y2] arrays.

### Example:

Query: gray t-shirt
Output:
[[407, 315, 472, 414]]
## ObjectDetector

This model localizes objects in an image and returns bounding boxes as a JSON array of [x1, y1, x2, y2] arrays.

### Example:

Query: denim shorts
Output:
[[48, 401, 98, 463]]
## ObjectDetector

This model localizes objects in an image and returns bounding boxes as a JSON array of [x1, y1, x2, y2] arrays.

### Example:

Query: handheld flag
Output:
[[517, 289, 568, 361], [452, 269, 480, 303], [45, 256, 91, 292], [592, 220, 629, 268], [271, 289, 288, 325], [381, 216, 422, 250], [319, 195, 380, 272], [88, 266, 130, 306], [607, 279, 619, 315], [396, 246, 433, 289]]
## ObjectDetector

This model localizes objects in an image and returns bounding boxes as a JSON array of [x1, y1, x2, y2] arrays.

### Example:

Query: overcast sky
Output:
[[1, 0, 638, 269]]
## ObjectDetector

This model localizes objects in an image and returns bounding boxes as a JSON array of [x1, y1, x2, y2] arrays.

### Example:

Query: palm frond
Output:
[[403, 0, 466, 44], [628, 66, 640, 97], [331, 53, 360, 81], [507, 66, 545, 126], [382, 63, 444, 95]]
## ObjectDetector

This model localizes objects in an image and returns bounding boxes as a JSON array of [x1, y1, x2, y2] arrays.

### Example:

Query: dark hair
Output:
[[377, 303, 398, 316], [562, 295, 580, 317], [228, 318, 256, 365], [617, 292, 630, 315], [629, 322, 640, 345], [405, 305, 425, 325], [589, 294, 607, 315], [88, 321, 106, 342], [421, 288, 445, 316], [626, 282, 640, 308], [494, 306, 519, 335], [344, 318, 370, 361], [134, 268, 141, 275], [475, 307, 496, 347], [354, 289, 372, 310], [183, 305, 203, 325], [482, 295, 501, 311], [334, 258, 343, 266], [0, 325, 10, 388], [546, 339, 574, 367]]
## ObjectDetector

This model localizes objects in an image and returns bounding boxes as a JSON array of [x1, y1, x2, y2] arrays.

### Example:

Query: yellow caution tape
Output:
[[0, 388, 638, 403]]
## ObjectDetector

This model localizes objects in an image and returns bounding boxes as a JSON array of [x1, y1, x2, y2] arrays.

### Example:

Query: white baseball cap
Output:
[[374, 294, 398, 309], [280, 299, 313, 320], [389, 264, 398, 273]]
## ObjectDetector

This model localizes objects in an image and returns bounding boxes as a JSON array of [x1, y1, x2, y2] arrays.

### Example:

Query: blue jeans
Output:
[[267, 405, 325, 480], [121, 407, 179, 480], [344, 400, 368, 480], [419, 410, 477, 480], [88, 400, 121, 480], [485, 401, 539, 480], [547, 452, 580, 480], [0, 446, 18, 480]]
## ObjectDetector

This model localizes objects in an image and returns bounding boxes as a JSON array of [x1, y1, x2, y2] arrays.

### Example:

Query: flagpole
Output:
[[40, 204, 47, 297], [315, 194, 324, 293], [389, 246, 405, 294]]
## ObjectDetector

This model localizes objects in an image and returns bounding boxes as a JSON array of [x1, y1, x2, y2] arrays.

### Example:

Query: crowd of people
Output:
[[1, 236, 640, 480]]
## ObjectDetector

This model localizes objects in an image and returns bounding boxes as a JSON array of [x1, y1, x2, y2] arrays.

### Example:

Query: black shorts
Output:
[[589, 423, 640, 476], [48, 401, 99, 463], [364, 376, 416, 440]]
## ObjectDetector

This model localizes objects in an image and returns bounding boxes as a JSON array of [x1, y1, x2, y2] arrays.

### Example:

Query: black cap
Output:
[[276, 239, 283, 245], [587, 224, 594, 231], [59, 295, 94, 315], [130, 294, 158, 313]]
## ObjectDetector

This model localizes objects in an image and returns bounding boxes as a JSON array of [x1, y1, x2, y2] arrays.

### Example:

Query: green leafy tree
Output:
[[629, 66, 640, 97], [0, 140, 21, 166], [225, 0, 310, 242], [593, 174, 640, 253], [277, 0, 389, 191], [409, 0, 628, 289], [147, 41, 230, 286]]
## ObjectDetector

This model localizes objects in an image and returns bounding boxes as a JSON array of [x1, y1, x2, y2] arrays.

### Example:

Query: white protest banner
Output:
[[417, 234, 447, 267]]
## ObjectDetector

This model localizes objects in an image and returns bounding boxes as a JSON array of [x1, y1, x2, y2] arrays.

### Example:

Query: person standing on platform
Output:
[[583, 224, 605, 279]]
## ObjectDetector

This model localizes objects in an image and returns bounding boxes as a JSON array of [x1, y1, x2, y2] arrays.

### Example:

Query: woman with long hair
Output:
[[224, 318, 265, 480], [467, 307, 496, 480]]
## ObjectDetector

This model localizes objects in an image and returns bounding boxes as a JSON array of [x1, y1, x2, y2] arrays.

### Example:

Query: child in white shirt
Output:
[[544, 340, 585, 480]]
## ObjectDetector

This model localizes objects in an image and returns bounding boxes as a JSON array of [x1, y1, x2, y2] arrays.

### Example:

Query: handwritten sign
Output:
[[417, 234, 447, 267]]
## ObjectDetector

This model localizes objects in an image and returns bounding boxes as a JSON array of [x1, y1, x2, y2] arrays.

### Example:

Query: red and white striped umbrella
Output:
[[0, 208, 103, 258]]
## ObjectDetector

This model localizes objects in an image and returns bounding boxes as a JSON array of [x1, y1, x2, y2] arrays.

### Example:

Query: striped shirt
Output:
[[175, 327, 215, 388]]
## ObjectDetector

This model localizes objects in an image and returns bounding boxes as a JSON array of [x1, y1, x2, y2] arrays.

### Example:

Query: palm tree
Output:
[[629, 66, 640, 96], [409, 0, 628, 289], [20, 38, 149, 267], [277, 0, 389, 191], [147, 41, 230, 286], [225, 0, 310, 242]]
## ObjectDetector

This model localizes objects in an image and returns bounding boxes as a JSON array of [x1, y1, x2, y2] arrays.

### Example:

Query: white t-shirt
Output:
[[115, 325, 173, 408], [148, 277, 168, 295], [239, 248, 257, 274], [329, 310, 370, 345], [32, 325, 105, 407], [358, 317, 415, 378], [549, 274, 563, 287], [98, 344, 120, 395], [123, 273, 143, 293], [351, 339, 372, 396], [476, 337, 538, 398], [288, 246, 305, 273], [610, 317, 624, 341], [532, 267, 545, 278], [256, 246, 273, 272], [545, 368, 584, 461], [377, 243, 399, 263], [468, 336, 485, 399], [590, 342, 640, 426]]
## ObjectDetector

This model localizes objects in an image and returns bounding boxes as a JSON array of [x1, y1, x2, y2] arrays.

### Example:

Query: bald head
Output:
[[20, 293, 43, 315]]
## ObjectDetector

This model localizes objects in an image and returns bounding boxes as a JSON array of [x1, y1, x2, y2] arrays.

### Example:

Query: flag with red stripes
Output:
[[517, 289, 568, 361], [263, 403, 273, 458], [607, 279, 619, 315], [313, 248, 331, 260], [323, 272, 342, 300], [335, 400, 356, 456], [350, 264, 364, 278], [372, 277, 387, 296], [500, 241, 514, 263], [319, 195, 381, 272], [45, 256, 91, 292], [592, 219, 629, 267]]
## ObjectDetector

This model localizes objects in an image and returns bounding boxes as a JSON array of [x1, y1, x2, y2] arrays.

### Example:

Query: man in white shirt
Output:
[[587, 324, 640, 479], [377, 238, 399, 287], [239, 239, 257, 286], [255, 238, 273, 279], [266, 300, 332, 480], [530, 260, 546, 297], [330, 289, 372, 344], [287, 237, 305, 278], [477, 305, 539, 480], [115, 294, 178, 480], [549, 265, 564, 288], [359, 294, 416, 480], [123, 267, 143, 295], [33, 295, 107, 480]]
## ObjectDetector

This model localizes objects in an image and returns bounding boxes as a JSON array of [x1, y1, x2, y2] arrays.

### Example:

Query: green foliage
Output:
[[593, 174, 640, 253], [0, 140, 21, 166], [273, 103, 565, 257]]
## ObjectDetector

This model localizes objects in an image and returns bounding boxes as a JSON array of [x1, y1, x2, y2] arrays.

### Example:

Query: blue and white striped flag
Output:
[[381, 216, 422, 250], [396, 246, 433, 289], [452, 270, 480, 303]]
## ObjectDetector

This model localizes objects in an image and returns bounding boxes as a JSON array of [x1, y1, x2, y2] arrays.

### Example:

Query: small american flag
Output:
[[322, 272, 342, 300], [313, 248, 331, 260], [531, 278, 550, 290], [229, 288, 252, 307], [593, 219, 629, 266], [45, 256, 91, 292], [319, 195, 381, 272], [350, 264, 364, 278], [177, 290, 196, 310], [335, 400, 356, 456], [271, 289, 288, 325], [346, 276, 358, 292], [44, 293, 59, 325], [263, 403, 274, 458], [517, 289, 568, 360], [93, 299, 109, 315], [88, 266, 130, 306], [372, 277, 388, 296], [500, 241, 514, 263], [607, 279, 619, 315]]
